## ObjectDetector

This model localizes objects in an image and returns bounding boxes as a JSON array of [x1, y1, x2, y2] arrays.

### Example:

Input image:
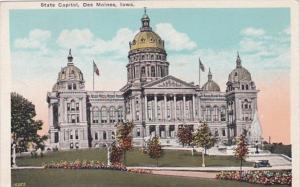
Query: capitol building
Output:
[[47, 11, 262, 150]]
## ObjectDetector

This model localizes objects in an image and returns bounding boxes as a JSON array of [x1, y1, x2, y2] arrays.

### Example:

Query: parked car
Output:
[[254, 160, 272, 168]]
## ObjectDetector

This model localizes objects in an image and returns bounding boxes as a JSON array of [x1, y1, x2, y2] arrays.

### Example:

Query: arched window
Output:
[[101, 107, 107, 123], [151, 66, 155, 77], [221, 106, 226, 121], [246, 85, 249, 90], [92, 107, 99, 123], [205, 106, 211, 121], [117, 107, 123, 122], [70, 100, 75, 111], [213, 106, 219, 121], [109, 107, 115, 123]]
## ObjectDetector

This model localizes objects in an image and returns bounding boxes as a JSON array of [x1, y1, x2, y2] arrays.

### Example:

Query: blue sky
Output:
[[10, 8, 291, 142]]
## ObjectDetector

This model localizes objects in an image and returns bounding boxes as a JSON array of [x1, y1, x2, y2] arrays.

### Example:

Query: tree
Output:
[[234, 134, 249, 171], [147, 136, 163, 167], [193, 123, 215, 167], [109, 142, 123, 164], [177, 125, 193, 147], [11, 92, 48, 153], [116, 121, 134, 165], [193, 122, 215, 155]]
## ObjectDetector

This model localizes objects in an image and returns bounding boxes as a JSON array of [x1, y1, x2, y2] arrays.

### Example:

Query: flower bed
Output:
[[43, 160, 126, 171], [216, 170, 292, 185]]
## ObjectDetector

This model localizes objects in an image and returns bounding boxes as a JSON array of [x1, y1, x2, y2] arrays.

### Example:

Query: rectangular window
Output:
[[67, 104, 70, 111], [95, 132, 98, 140], [76, 114, 80, 123], [70, 131, 73, 140], [71, 115, 76, 123], [76, 103, 79, 111], [222, 129, 226, 136], [54, 132, 59, 143], [137, 128, 140, 137], [75, 130, 79, 140]]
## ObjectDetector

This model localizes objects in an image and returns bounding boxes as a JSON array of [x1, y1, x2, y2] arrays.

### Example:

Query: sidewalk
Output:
[[127, 165, 292, 171]]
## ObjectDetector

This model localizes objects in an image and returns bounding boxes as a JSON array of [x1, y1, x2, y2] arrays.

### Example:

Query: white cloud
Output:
[[241, 27, 265, 37], [57, 29, 94, 49], [14, 29, 51, 49], [155, 23, 197, 51], [56, 28, 136, 58]]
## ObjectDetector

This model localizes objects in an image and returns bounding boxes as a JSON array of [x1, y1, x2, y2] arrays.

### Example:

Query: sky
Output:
[[10, 8, 291, 144]]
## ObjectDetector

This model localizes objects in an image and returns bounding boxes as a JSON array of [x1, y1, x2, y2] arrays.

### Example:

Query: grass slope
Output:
[[12, 169, 290, 187], [16, 149, 253, 167]]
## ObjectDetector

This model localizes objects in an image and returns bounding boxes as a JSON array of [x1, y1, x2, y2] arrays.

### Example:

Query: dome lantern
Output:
[[236, 51, 242, 68], [67, 49, 73, 65], [208, 68, 212, 81], [140, 7, 151, 31]]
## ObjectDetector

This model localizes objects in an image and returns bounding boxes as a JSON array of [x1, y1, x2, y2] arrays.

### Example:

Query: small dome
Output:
[[202, 81, 221, 92], [52, 49, 85, 92], [129, 9, 165, 51], [228, 67, 251, 82], [228, 53, 252, 82], [202, 68, 220, 92], [57, 64, 84, 82]]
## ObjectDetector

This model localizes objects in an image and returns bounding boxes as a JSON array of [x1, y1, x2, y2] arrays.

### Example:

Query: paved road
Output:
[[151, 170, 217, 179], [246, 154, 291, 166]]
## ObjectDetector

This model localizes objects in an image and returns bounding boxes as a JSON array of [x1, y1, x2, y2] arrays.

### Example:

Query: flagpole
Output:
[[199, 58, 201, 89], [93, 60, 95, 91]]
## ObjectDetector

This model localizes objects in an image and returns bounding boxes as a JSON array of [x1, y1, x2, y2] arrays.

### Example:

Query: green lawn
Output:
[[12, 169, 290, 187], [16, 149, 253, 167]]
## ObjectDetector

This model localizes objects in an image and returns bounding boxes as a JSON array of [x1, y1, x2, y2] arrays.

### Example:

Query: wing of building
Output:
[[47, 11, 262, 150]]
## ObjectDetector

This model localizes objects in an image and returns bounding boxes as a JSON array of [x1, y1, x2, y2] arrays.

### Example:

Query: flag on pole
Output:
[[199, 58, 205, 72], [93, 61, 99, 76]]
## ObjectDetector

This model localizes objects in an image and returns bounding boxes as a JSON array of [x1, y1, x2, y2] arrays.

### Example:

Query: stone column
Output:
[[132, 97, 135, 121], [49, 103, 53, 127], [166, 125, 170, 138], [144, 95, 148, 122], [155, 125, 159, 137], [173, 95, 177, 121], [192, 95, 196, 121], [146, 125, 150, 136], [154, 95, 158, 121], [164, 95, 167, 121], [183, 95, 186, 121]]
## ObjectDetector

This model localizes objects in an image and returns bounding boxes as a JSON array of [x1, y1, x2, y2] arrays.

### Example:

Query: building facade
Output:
[[47, 11, 262, 150]]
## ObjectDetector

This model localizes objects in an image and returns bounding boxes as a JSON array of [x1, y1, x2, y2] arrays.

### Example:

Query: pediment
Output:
[[143, 75, 196, 89]]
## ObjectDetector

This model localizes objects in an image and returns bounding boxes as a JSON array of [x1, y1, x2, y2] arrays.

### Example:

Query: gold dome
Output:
[[130, 31, 164, 50], [129, 10, 165, 51]]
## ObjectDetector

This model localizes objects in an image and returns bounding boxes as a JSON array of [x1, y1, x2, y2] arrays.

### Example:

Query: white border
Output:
[[0, 0, 299, 186]]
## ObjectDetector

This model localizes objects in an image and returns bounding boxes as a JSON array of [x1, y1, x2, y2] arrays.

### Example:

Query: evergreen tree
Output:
[[147, 136, 163, 167], [234, 134, 249, 171], [116, 121, 134, 165], [177, 125, 193, 147], [11, 92, 48, 153]]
